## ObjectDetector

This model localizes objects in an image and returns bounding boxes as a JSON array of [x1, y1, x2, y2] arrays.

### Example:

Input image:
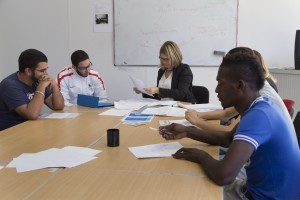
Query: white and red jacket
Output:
[[56, 67, 107, 105]]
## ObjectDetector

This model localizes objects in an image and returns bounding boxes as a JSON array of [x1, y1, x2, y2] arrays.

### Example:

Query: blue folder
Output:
[[77, 94, 114, 108]]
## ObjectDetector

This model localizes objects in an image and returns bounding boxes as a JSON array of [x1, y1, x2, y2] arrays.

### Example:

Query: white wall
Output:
[[238, 0, 300, 68], [1, 0, 300, 106], [0, 0, 70, 77]]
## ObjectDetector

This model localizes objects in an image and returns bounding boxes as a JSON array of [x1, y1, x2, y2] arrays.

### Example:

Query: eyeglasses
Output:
[[159, 56, 169, 62], [35, 68, 48, 74], [76, 62, 92, 71]]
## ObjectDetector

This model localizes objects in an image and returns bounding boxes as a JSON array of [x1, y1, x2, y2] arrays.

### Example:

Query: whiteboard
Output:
[[114, 0, 238, 66]]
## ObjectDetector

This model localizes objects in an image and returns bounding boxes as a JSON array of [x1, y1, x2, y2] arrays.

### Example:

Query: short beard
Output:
[[76, 69, 88, 77], [30, 72, 39, 85]]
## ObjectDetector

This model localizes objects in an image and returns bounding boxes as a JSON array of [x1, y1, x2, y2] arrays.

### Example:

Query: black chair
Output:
[[192, 85, 209, 104], [293, 111, 300, 147]]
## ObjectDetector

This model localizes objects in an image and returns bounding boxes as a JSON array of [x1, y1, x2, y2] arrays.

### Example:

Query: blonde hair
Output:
[[253, 50, 276, 83], [159, 41, 182, 69]]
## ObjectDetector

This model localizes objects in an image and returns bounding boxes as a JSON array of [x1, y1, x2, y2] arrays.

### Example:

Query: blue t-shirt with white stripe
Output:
[[234, 96, 300, 199]]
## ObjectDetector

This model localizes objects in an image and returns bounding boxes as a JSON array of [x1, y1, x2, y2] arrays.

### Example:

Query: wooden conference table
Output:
[[0, 105, 222, 200]]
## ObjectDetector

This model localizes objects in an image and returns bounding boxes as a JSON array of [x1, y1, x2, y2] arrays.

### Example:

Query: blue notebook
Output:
[[77, 94, 114, 108]]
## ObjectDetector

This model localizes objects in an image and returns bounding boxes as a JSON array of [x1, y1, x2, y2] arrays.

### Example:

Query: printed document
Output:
[[129, 75, 154, 97], [128, 142, 183, 158]]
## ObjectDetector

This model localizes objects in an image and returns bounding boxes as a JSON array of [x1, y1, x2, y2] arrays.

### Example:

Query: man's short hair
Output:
[[226, 47, 254, 56], [220, 50, 265, 91], [71, 50, 89, 66], [18, 49, 48, 72]]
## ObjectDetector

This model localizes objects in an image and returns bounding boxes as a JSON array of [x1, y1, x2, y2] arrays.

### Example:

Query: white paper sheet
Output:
[[41, 113, 80, 119], [123, 121, 148, 127], [6, 153, 33, 168], [141, 106, 186, 117], [129, 75, 154, 97], [177, 103, 222, 112], [7, 146, 101, 173], [159, 119, 193, 127], [147, 101, 178, 107], [128, 142, 183, 158], [14, 148, 62, 172], [99, 108, 133, 116], [114, 98, 158, 110], [61, 146, 102, 157]]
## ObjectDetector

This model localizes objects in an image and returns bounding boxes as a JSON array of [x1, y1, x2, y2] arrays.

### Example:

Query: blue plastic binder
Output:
[[77, 94, 114, 108]]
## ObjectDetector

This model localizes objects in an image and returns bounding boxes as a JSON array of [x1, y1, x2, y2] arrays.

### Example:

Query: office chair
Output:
[[192, 85, 209, 104], [283, 99, 295, 118], [293, 111, 300, 147]]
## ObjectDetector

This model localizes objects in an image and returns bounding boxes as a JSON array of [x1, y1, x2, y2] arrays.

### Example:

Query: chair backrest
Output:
[[283, 99, 295, 118], [192, 85, 209, 104], [293, 111, 300, 147]]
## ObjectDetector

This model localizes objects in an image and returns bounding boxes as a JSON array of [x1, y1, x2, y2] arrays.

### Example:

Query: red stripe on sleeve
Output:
[[57, 72, 73, 90], [89, 73, 106, 90]]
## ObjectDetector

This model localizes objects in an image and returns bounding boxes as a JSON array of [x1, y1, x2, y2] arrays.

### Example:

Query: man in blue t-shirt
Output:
[[159, 48, 300, 199], [0, 49, 64, 131]]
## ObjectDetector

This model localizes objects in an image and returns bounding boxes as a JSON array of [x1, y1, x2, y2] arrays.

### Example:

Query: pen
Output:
[[162, 131, 173, 135], [149, 127, 173, 135], [159, 128, 173, 135], [148, 127, 158, 131]]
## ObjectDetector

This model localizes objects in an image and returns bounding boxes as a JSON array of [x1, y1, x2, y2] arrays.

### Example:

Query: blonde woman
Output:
[[254, 50, 278, 92], [133, 41, 196, 103]]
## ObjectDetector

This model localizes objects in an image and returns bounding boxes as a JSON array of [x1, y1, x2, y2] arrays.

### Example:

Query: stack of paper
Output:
[[114, 99, 178, 111], [128, 142, 183, 158], [177, 103, 222, 112], [141, 106, 186, 117], [114, 98, 158, 110], [6, 146, 102, 173]]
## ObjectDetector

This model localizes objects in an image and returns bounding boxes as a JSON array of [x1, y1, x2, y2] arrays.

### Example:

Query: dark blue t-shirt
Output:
[[0, 72, 51, 131]]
